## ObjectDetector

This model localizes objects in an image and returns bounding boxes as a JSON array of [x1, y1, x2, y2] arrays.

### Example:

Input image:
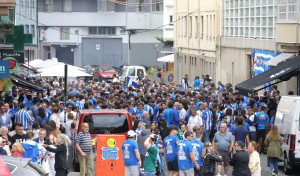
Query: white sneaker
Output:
[[216, 174, 221, 176]]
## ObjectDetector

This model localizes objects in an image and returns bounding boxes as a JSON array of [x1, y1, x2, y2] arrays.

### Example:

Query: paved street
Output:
[[68, 153, 300, 176]]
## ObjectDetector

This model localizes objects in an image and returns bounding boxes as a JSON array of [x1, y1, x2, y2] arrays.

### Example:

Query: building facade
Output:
[[15, 0, 38, 60], [217, 0, 299, 95], [0, 0, 15, 44], [173, 0, 220, 84], [37, 0, 164, 67]]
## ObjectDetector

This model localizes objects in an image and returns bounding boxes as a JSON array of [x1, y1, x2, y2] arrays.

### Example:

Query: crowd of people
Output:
[[0, 73, 286, 176]]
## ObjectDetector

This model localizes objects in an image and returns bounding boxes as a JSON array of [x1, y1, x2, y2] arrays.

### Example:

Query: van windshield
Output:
[[89, 114, 129, 134], [122, 67, 128, 76]]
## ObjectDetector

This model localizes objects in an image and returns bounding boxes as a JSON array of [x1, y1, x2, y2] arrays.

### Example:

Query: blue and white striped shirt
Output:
[[15, 109, 34, 129], [202, 109, 213, 130]]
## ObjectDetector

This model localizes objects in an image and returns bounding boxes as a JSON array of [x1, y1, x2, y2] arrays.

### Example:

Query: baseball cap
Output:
[[128, 130, 136, 138]]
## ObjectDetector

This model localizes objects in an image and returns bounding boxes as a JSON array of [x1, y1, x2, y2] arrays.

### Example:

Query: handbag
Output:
[[41, 159, 50, 174]]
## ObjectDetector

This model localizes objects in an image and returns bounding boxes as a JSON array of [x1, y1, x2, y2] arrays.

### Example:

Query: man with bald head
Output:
[[169, 102, 181, 127], [76, 123, 93, 176]]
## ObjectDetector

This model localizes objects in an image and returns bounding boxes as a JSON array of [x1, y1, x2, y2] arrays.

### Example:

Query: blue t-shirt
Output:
[[232, 126, 249, 145], [177, 140, 193, 170], [122, 139, 139, 166], [128, 108, 136, 115], [194, 80, 200, 90], [163, 109, 171, 126], [202, 109, 213, 130], [191, 140, 204, 167], [257, 112, 270, 129], [164, 135, 179, 162], [270, 117, 275, 125]]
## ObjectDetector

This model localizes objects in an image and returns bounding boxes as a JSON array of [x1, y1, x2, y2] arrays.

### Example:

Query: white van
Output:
[[274, 96, 300, 174], [119, 66, 147, 83]]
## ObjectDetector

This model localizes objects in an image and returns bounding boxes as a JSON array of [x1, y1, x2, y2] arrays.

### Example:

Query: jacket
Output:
[[137, 129, 151, 155], [201, 152, 222, 175], [230, 150, 251, 176], [0, 113, 12, 129], [46, 144, 69, 169], [0, 147, 7, 155], [264, 134, 283, 158], [249, 151, 261, 174]]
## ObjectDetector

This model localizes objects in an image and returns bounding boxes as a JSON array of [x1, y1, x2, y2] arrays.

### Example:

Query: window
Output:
[[60, 27, 70, 40], [136, 0, 143, 12], [137, 69, 144, 76], [31, 25, 35, 37], [169, 15, 173, 26], [88, 114, 129, 134], [31, 0, 35, 20], [128, 68, 135, 76], [89, 27, 97, 35], [98, 0, 115, 12], [63, 0, 72, 12], [98, 27, 116, 35], [25, 25, 29, 34], [223, 0, 276, 39], [152, 0, 163, 12], [20, 0, 25, 19], [201, 16, 204, 38], [278, 0, 297, 21], [189, 16, 192, 37], [26, 0, 30, 18], [195, 16, 198, 38], [45, 0, 54, 12]]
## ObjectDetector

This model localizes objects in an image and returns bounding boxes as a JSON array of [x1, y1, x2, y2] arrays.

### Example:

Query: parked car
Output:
[[0, 156, 48, 176], [274, 96, 300, 174], [119, 65, 147, 83], [93, 66, 118, 82], [72, 109, 132, 171]]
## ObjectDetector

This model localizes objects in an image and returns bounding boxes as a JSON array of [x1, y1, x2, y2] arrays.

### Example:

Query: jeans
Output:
[[268, 157, 278, 174], [249, 131, 256, 141], [78, 153, 94, 176], [256, 129, 266, 153], [159, 154, 168, 176], [144, 171, 156, 176], [203, 130, 211, 143]]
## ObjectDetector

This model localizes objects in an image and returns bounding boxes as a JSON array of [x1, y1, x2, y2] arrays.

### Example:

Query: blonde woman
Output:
[[265, 125, 283, 176], [201, 141, 222, 176], [248, 141, 261, 176], [11, 142, 25, 157]]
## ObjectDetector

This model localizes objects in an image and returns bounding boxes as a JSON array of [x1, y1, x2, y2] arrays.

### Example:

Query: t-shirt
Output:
[[194, 80, 200, 89], [10, 134, 26, 145], [177, 140, 193, 170], [144, 145, 158, 172], [164, 135, 179, 162], [257, 112, 269, 130], [177, 130, 184, 140], [76, 132, 92, 155], [191, 140, 204, 167], [122, 139, 139, 166], [232, 126, 249, 145], [213, 132, 233, 151]]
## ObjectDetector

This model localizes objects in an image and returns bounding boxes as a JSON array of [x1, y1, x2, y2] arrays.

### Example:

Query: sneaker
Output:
[[216, 174, 221, 176], [271, 169, 276, 176]]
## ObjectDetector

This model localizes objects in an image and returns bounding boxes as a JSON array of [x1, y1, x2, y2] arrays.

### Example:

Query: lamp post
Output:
[[153, 44, 159, 68]]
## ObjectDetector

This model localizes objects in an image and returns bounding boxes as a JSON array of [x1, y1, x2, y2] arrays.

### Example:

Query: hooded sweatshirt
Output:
[[137, 129, 151, 156], [22, 141, 46, 163]]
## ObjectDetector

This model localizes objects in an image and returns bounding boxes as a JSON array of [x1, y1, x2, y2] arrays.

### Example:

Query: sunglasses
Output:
[[2, 141, 7, 143]]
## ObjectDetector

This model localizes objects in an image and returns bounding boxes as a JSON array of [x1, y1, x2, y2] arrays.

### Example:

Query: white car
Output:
[[119, 66, 147, 83], [274, 96, 300, 174]]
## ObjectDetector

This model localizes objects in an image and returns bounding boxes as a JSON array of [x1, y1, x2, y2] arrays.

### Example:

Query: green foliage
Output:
[[146, 67, 158, 75], [155, 36, 164, 43], [2, 77, 12, 94]]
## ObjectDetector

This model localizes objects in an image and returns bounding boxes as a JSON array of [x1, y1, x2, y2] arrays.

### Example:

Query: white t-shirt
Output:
[[187, 115, 203, 132], [1, 113, 6, 124], [248, 114, 256, 132]]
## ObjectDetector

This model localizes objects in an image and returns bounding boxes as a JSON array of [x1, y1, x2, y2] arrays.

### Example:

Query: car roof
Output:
[[98, 66, 113, 67], [0, 155, 31, 166], [80, 109, 129, 114], [124, 66, 145, 68]]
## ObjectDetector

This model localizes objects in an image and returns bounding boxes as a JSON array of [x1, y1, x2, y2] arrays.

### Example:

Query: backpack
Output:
[[157, 72, 161, 78]]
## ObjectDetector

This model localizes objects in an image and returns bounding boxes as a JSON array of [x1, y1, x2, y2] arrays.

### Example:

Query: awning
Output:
[[265, 53, 295, 66], [157, 54, 174, 63], [160, 44, 173, 54], [11, 73, 45, 91], [235, 55, 300, 97]]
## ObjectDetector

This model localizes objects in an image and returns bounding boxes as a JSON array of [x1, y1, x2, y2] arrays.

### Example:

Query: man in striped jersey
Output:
[[202, 103, 213, 143], [15, 103, 34, 131]]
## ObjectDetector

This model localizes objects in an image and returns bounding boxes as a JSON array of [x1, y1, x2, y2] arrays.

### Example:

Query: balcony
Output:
[[0, 0, 16, 16]]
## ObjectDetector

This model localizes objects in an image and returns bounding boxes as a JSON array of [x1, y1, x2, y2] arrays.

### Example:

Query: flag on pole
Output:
[[126, 76, 140, 90]]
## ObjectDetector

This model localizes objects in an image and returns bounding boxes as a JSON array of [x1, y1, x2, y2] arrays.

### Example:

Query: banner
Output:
[[0, 48, 24, 63], [253, 50, 279, 74]]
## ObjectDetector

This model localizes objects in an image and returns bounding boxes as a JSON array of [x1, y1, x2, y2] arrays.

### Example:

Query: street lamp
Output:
[[153, 44, 159, 68]]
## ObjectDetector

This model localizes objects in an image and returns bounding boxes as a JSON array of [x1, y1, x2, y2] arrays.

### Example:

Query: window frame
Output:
[[60, 27, 70, 40], [151, 0, 163, 12]]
